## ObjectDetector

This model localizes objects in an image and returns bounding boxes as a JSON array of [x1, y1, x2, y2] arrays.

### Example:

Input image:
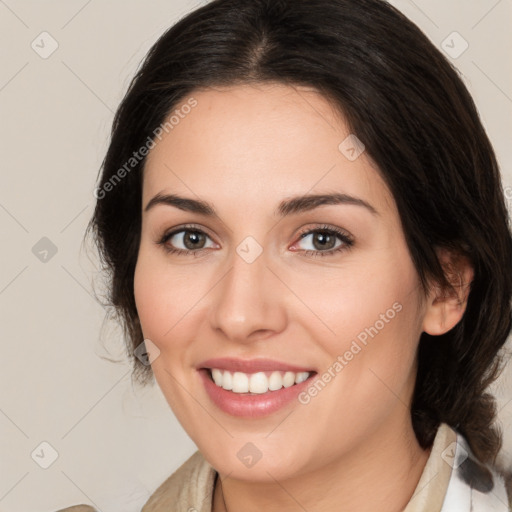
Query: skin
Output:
[[134, 82, 472, 512]]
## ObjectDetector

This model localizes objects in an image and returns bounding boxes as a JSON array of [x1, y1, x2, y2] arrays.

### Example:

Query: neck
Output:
[[213, 415, 431, 512]]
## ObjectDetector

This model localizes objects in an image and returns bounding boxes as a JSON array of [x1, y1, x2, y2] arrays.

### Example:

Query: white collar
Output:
[[441, 432, 510, 511]]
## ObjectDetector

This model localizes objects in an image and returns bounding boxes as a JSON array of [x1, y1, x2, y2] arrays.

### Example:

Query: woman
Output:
[[64, 0, 512, 510]]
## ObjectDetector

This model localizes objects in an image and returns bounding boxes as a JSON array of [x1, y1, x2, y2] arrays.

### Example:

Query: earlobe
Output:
[[422, 250, 474, 336]]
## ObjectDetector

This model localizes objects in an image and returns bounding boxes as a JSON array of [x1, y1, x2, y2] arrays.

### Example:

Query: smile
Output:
[[197, 357, 318, 417]]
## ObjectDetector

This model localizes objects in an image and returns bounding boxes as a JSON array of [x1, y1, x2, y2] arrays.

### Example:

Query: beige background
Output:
[[0, 1, 511, 511]]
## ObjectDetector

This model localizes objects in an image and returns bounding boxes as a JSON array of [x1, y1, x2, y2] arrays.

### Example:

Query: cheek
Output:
[[133, 247, 214, 393], [134, 247, 199, 340], [288, 254, 420, 346], [133, 260, 168, 340], [350, 247, 421, 400], [133, 251, 200, 413], [291, 249, 422, 397]]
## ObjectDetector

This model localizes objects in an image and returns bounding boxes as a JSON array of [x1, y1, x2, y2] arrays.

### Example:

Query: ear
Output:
[[422, 248, 474, 336]]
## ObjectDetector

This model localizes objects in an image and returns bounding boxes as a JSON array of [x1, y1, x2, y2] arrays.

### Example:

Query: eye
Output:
[[292, 225, 354, 257], [157, 225, 217, 255]]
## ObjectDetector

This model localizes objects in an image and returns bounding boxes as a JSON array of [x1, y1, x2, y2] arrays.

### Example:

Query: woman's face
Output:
[[134, 83, 427, 481]]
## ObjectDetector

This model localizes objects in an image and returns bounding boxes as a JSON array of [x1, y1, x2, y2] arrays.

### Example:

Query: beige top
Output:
[[58, 422, 512, 512]]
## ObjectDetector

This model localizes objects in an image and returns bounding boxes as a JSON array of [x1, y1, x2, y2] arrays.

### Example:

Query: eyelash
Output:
[[297, 224, 354, 258], [157, 223, 354, 258]]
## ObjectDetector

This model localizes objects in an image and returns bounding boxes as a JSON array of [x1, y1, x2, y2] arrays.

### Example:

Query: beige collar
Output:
[[403, 422, 456, 512]]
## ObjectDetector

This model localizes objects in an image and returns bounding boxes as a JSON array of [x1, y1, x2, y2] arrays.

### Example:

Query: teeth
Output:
[[295, 371, 309, 384], [232, 372, 249, 393], [209, 369, 311, 394], [223, 370, 233, 390], [283, 371, 296, 388], [249, 372, 267, 394], [268, 371, 283, 391], [211, 369, 223, 387]]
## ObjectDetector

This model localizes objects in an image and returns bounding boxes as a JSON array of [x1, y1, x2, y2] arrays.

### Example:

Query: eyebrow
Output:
[[144, 192, 378, 217]]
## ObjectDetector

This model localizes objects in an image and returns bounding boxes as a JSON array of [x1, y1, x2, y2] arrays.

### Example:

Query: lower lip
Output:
[[198, 369, 316, 418]]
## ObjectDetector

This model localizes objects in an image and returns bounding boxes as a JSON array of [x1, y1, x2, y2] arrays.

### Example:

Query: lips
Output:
[[197, 357, 317, 417]]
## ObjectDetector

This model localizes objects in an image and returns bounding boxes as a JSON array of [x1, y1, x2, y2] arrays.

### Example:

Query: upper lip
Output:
[[198, 357, 315, 374]]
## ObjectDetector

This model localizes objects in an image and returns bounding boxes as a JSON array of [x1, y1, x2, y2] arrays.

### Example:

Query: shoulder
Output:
[[55, 451, 216, 512], [55, 507, 96, 512], [141, 450, 217, 512]]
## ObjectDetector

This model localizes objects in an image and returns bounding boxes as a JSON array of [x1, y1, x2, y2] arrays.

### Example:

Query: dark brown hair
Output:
[[88, 0, 512, 468]]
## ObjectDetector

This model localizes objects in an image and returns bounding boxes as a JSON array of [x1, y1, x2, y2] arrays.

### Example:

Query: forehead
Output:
[[142, 83, 395, 216]]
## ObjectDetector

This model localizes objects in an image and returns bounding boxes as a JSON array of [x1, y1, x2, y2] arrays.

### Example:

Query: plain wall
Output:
[[0, 1, 511, 511]]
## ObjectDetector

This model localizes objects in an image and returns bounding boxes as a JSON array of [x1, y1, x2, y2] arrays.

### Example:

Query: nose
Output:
[[208, 245, 288, 343]]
